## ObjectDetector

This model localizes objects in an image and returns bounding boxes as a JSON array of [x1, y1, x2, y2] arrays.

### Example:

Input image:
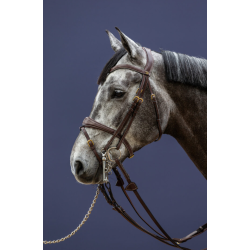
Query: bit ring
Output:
[[106, 147, 122, 162]]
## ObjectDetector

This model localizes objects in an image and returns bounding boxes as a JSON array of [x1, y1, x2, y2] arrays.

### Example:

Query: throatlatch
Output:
[[80, 47, 206, 249]]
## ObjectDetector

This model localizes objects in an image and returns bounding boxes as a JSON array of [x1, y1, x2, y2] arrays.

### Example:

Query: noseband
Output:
[[79, 48, 206, 250]]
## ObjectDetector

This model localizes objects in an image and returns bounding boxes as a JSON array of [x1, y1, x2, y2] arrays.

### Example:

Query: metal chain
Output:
[[43, 187, 100, 244]]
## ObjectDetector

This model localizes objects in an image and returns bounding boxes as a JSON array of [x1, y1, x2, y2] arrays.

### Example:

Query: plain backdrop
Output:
[[43, 1, 207, 250], [2, 1, 250, 250]]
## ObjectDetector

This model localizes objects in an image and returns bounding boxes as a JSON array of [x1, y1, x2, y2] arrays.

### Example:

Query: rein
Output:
[[79, 48, 207, 249]]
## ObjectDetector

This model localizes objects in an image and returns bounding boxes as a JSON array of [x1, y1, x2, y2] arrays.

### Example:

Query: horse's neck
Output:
[[164, 82, 207, 179], [151, 52, 207, 178]]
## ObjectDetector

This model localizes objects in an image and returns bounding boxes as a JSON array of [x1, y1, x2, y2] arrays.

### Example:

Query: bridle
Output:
[[80, 47, 161, 161], [80, 48, 207, 249]]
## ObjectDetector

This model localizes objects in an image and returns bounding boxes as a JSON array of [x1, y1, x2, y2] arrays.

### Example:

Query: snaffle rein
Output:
[[44, 48, 206, 249]]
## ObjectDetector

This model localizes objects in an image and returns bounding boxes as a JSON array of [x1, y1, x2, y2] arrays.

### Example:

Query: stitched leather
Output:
[[125, 182, 138, 191], [80, 127, 102, 164], [82, 117, 134, 157], [99, 177, 191, 250], [111, 64, 151, 75], [113, 160, 206, 248], [143, 47, 154, 72], [103, 98, 139, 151], [116, 99, 143, 149], [115, 160, 183, 248]]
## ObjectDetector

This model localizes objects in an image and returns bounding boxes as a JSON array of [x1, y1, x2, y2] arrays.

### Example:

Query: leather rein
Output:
[[80, 48, 207, 249]]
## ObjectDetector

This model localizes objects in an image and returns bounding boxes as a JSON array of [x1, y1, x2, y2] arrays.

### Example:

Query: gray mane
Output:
[[98, 48, 207, 90], [161, 50, 207, 89]]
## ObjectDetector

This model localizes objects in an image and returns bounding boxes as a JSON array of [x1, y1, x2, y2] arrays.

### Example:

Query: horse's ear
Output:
[[106, 30, 123, 52], [115, 27, 143, 59]]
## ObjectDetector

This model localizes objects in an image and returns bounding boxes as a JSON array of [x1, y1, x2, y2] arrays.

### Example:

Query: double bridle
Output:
[[80, 48, 206, 250]]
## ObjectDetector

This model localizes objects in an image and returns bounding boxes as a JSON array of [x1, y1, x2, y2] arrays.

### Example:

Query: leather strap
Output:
[[143, 47, 162, 140], [110, 64, 151, 75], [98, 182, 191, 250], [103, 96, 139, 152], [146, 77, 163, 141], [116, 98, 143, 149], [114, 160, 184, 248], [111, 160, 206, 248], [80, 127, 102, 165], [173, 224, 207, 243], [81, 117, 134, 158]]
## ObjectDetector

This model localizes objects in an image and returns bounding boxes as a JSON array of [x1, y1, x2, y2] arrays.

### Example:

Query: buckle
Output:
[[133, 96, 143, 103], [129, 154, 134, 159], [133, 96, 140, 102], [87, 139, 94, 147], [151, 94, 155, 100], [136, 88, 143, 94], [144, 71, 150, 75]]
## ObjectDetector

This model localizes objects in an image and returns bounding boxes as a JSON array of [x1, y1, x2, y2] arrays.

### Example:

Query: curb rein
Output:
[[80, 48, 207, 250]]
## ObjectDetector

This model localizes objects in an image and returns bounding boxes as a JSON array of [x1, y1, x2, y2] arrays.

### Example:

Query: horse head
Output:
[[70, 28, 172, 184]]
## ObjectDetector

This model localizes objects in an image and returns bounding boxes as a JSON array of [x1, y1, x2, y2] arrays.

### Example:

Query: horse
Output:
[[70, 27, 207, 185], [69, 27, 206, 249]]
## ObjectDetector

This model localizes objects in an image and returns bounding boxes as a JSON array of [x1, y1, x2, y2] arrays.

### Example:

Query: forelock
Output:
[[97, 48, 127, 85]]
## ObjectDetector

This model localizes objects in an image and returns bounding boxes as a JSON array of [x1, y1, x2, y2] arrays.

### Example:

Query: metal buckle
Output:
[[136, 88, 143, 94], [87, 139, 94, 147], [133, 96, 140, 102], [106, 147, 122, 162], [151, 94, 155, 100], [129, 154, 134, 159], [145, 71, 150, 75], [133, 96, 143, 103]]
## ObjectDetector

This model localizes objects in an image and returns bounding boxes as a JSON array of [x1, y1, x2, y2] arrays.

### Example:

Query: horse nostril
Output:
[[74, 161, 84, 176]]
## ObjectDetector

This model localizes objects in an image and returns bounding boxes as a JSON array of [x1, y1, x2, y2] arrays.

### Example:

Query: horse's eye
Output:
[[112, 90, 125, 99]]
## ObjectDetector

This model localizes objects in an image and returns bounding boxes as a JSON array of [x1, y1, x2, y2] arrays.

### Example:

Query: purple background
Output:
[[43, 1, 207, 249]]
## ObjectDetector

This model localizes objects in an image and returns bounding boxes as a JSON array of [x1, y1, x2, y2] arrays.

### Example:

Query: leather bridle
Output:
[[79, 48, 207, 249]]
